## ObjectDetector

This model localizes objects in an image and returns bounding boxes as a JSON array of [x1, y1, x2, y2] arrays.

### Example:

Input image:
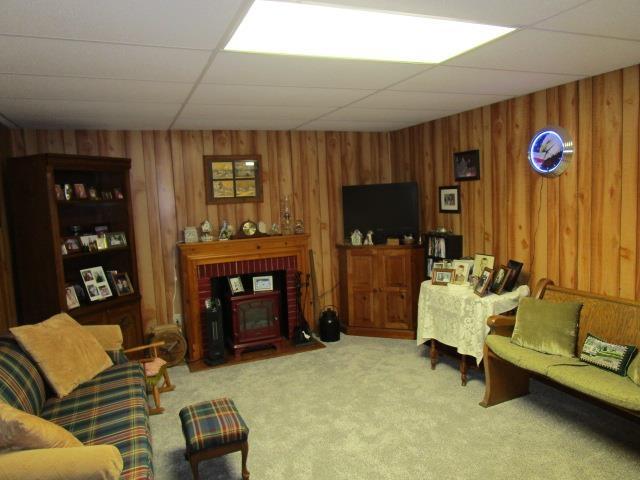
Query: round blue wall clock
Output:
[[527, 126, 574, 177]]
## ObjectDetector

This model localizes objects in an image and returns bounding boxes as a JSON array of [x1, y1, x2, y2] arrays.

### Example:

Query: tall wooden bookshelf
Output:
[[4, 154, 142, 348]]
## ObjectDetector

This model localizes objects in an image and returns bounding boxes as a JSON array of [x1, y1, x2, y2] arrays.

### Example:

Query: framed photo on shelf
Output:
[[111, 272, 134, 296], [73, 183, 87, 199], [439, 186, 460, 213], [54, 184, 63, 200], [63, 237, 81, 254], [96, 233, 108, 250], [474, 268, 494, 297], [80, 266, 113, 302], [106, 232, 127, 248], [79, 234, 98, 252], [252, 275, 273, 292], [228, 276, 245, 295], [454, 149, 480, 181], [432, 268, 455, 286], [490, 265, 512, 294], [65, 285, 80, 309]]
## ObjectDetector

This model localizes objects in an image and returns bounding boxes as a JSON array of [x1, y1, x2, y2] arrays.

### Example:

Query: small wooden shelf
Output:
[[62, 246, 129, 260], [69, 293, 141, 317], [57, 200, 126, 207]]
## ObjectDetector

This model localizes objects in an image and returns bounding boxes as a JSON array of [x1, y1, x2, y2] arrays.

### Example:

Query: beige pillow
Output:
[[0, 402, 82, 450], [10, 313, 113, 397], [0, 445, 123, 480], [628, 354, 640, 386]]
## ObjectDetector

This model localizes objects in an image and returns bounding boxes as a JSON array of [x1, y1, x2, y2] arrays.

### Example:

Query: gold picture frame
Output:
[[204, 155, 263, 204]]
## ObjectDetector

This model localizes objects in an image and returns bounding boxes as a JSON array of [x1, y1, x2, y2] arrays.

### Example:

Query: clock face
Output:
[[527, 126, 573, 177], [242, 221, 257, 236]]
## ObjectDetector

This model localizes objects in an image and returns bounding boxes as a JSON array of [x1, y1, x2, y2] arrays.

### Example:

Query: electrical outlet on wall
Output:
[[173, 314, 183, 328]]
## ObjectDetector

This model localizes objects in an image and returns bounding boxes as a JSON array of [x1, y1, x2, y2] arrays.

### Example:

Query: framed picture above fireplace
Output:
[[252, 275, 273, 292], [228, 276, 245, 295]]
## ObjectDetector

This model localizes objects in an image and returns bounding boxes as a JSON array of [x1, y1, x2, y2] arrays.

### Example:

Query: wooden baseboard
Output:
[[344, 326, 415, 339]]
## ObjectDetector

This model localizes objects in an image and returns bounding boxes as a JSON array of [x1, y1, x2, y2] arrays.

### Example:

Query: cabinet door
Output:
[[379, 251, 412, 329], [347, 251, 379, 328], [380, 250, 410, 289], [378, 291, 411, 330], [105, 303, 142, 349]]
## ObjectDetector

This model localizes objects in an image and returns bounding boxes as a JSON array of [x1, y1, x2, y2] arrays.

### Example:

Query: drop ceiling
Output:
[[0, 0, 639, 132]]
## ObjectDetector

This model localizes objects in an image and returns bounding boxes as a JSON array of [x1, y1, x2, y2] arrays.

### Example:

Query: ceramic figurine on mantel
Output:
[[218, 220, 231, 241], [258, 221, 268, 235], [294, 219, 304, 234], [364, 230, 374, 245], [199, 220, 213, 242], [269, 222, 281, 235], [281, 195, 294, 235], [350, 229, 363, 246]]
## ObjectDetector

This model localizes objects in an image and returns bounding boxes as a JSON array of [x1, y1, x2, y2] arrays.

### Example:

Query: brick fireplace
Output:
[[178, 235, 310, 363]]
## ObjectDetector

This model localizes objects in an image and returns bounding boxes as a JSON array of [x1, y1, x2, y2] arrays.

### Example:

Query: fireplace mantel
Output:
[[178, 235, 310, 362]]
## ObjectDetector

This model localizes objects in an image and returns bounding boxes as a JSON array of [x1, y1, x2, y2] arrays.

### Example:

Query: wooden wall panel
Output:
[[4, 129, 390, 332], [0, 127, 17, 332], [390, 64, 640, 300]]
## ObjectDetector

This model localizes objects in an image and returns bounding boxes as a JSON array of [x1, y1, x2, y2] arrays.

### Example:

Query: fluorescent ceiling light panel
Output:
[[226, 1, 515, 63]]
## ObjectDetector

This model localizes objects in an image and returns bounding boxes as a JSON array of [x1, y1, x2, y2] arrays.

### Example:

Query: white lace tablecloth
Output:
[[416, 282, 530, 364]]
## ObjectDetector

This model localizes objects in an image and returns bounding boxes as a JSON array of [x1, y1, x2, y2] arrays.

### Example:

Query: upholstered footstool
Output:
[[179, 398, 250, 480]]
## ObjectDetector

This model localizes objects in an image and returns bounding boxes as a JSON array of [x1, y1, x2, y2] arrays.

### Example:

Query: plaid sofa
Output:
[[0, 337, 153, 480]]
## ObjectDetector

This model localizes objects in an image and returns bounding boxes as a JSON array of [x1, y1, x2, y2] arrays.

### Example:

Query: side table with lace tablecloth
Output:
[[417, 282, 529, 385]]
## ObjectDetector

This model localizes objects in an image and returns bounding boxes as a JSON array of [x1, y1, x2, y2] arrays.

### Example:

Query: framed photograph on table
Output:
[[472, 253, 495, 278], [432, 268, 455, 286], [489, 265, 512, 294], [503, 260, 523, 291], [474, 268, 494, 297], [439, 186, 460, 213], [451, 259, 474, 285]]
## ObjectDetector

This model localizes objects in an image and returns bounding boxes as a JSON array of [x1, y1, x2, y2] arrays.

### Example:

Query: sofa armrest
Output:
[[487, 315, 516, 337], [0, 445, 123, 480], [82, 325, 123, 351]]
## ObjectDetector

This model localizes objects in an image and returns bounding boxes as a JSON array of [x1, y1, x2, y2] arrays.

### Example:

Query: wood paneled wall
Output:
[[0, 127, 17, 333], [5, 129, 391, 332], [390, 65, 640, 301]]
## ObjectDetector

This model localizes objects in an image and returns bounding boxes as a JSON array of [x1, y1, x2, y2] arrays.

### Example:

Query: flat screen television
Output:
[[342, 182, 419, 244]]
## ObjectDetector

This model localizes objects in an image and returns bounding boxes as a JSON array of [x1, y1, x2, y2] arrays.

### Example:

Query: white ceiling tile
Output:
[[392, 66, 583, 96], [0, 36, 210, 82], [203, 52, 429, 89], [352, 91, 509, 111], [190, 84, 374, 107], [447, 29, 640, 76], [0, 74, 192, 103], [535, 0, 640, 41], [0, 99, 180, 129], [172, 118, 301, 131], [180, 104, 333, 120], [313, 0, 586, 26], [323, 107, 449, 124], [0, 0, 247, 49], [299, 119, 415, 132]]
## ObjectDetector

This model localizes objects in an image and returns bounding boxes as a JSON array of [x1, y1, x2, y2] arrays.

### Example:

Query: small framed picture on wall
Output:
[[439, 186, 460, 213]]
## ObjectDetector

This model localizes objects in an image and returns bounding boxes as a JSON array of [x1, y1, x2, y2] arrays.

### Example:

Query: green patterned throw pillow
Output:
[[579, 333, 637, 376]]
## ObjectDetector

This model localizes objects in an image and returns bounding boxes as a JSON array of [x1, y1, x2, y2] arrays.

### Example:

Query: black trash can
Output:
[[319, 306, 340, 342]]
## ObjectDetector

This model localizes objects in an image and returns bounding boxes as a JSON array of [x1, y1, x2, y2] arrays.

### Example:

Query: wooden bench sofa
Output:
[[480, 279, 640, 417]]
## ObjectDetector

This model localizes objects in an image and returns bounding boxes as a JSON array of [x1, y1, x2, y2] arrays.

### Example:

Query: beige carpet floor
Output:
[[150, 335, 640, 480]]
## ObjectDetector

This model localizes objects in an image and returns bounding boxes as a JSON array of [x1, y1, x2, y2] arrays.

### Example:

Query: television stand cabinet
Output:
[[338, 244, 424, 339]]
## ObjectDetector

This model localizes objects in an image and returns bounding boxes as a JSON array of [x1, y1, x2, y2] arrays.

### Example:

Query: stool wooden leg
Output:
[[460, 354, 468, 386], [241, 441, 250, 480], [189, 454, 200, 480], [430, 339, 438, 369]]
